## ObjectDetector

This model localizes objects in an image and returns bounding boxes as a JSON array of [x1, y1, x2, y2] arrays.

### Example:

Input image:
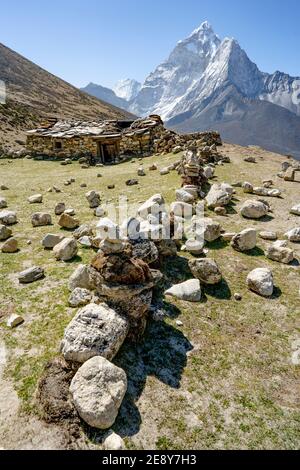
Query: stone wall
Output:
[[26, 124, 222, 160], [26, 134, 98, 159], [120, 131, 153, 156]]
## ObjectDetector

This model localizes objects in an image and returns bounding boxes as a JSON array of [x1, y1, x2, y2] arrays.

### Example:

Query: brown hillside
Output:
[[0, 43, 134, 150]]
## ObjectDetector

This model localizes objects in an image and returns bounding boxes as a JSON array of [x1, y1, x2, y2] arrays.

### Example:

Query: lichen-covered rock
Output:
[[205, 183, 232, 208], [31, 212, 52, 227], [0, 224, 12, 241], [165, 279, 201, 302], [1, 237, 18, 253], [0, 197, 7, 209], [285, 228, 300, 243], [246, 268, 274, 297], [137, 194, 165, 218], [240, 200, 269, 219], [131, 239, 159, 265], [68, 288, 93, 308], [42, 233, 64, 249], [189, 258, 222, 285], [18, 266, 44, 284], [86, 190, 101, 209], [202, 218, 221, 242], [61, 303, 129, 363], [58, 213, 79, 230], [68, 264, 96, 292], [53, 237, 78, 261], [266, 244, 294, 264], [54, 202, 66, 215], [175, 189, 195, 204], [70, 356, 127, 429], [0, 210, 17, 225], [231, 228, 257, 252], [28, 193, 43, 204], [290, 204, 300, 216]]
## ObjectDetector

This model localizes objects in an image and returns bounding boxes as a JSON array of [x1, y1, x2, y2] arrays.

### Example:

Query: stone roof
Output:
[[27, 115, 164, 139]]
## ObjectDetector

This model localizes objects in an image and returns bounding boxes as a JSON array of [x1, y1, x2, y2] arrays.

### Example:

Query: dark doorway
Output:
[[98, 142, 119, 164]]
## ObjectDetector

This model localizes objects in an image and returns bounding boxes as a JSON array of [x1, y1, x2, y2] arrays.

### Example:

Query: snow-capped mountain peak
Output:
[[129, 22, 300, 122], [113, 79, 141, 101]]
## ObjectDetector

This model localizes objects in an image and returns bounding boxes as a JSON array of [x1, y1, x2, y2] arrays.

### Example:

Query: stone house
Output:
[[26, 115, 221, 164]]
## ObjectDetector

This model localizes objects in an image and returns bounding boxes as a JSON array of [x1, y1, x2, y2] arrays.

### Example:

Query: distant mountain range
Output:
[[0, 43, 134, 150], [83, 22, 300, 158]]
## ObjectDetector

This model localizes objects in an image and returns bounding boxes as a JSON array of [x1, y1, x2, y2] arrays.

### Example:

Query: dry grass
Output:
[[0, 144, 299, 450]]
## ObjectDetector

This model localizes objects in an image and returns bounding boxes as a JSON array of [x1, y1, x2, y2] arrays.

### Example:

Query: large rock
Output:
[[68, 288, 93, 308], [70, 356, 127, 429], [196, 217, 221, 242], [54, 202, 66, 215], [170, 201, 193, 218], [31, 212, 52, 227], [205, 183, 232, 209], [0, 224, 12, 241], [175, 189, 195, 204], [0, 210, 17, 225], [266, 244, 294, 264], [86, 190, 101, 209], [0, 197, 7, 209], [131, 239, 159, 265], [1, 237, 18, 253], [246, 268, 274, 297], [58, 213, 79, 230], [42, 233, 64, 249], [285, 228, 300, 243], [165, 279, 201, 302], [243, 182, 254, 194], [189, 258, 222, 285], [290, 204, 300, 216], [53, 237, 78, 261], [68, 264, 96, 292], [231, 228, 257, 252], [18, 266, 44, 284], [284, 167, 295, 181], [61, 303, 129, 363], [259, 231, 277, 241], [185, 239, 204, 255], [253, 187, 281, 198], [138, 194, 165, 218], [28, 194, 43, 204], [240, 200, 269, 219], [73, 224, 94, 240]]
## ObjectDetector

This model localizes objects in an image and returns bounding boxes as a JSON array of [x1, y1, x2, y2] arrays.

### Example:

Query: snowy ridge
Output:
[[113, 79, 141, 101]]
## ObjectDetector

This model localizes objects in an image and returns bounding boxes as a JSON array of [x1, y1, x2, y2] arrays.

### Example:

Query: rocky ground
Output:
[[0, 143, 299, 450]]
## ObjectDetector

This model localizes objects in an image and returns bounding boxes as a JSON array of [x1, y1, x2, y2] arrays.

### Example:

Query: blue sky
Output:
[[1, 0, 299, 89]]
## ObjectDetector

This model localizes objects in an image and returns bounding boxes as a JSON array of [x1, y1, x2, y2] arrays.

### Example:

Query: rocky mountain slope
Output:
[[0, 43, 134, 151], [81, 79, 141, 110], [80, 82, 129, 110], [113, 79, 141, 101]]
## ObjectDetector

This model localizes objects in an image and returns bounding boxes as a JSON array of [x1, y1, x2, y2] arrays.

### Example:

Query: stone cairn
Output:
[[178, 148, 207, 194]]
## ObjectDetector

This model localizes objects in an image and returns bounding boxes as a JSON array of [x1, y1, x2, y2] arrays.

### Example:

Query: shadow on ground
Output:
[[86, 319, 193, 442]]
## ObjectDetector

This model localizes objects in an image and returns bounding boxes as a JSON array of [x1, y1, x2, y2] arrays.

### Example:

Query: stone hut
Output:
[[26, 114, 222, 164]]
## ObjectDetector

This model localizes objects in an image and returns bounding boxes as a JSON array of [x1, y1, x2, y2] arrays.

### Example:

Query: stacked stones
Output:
[[177, 149, 206, 196], [280, 161, 300, 182], [153, 129, 222, 156], [90, 218, 155, 340]]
